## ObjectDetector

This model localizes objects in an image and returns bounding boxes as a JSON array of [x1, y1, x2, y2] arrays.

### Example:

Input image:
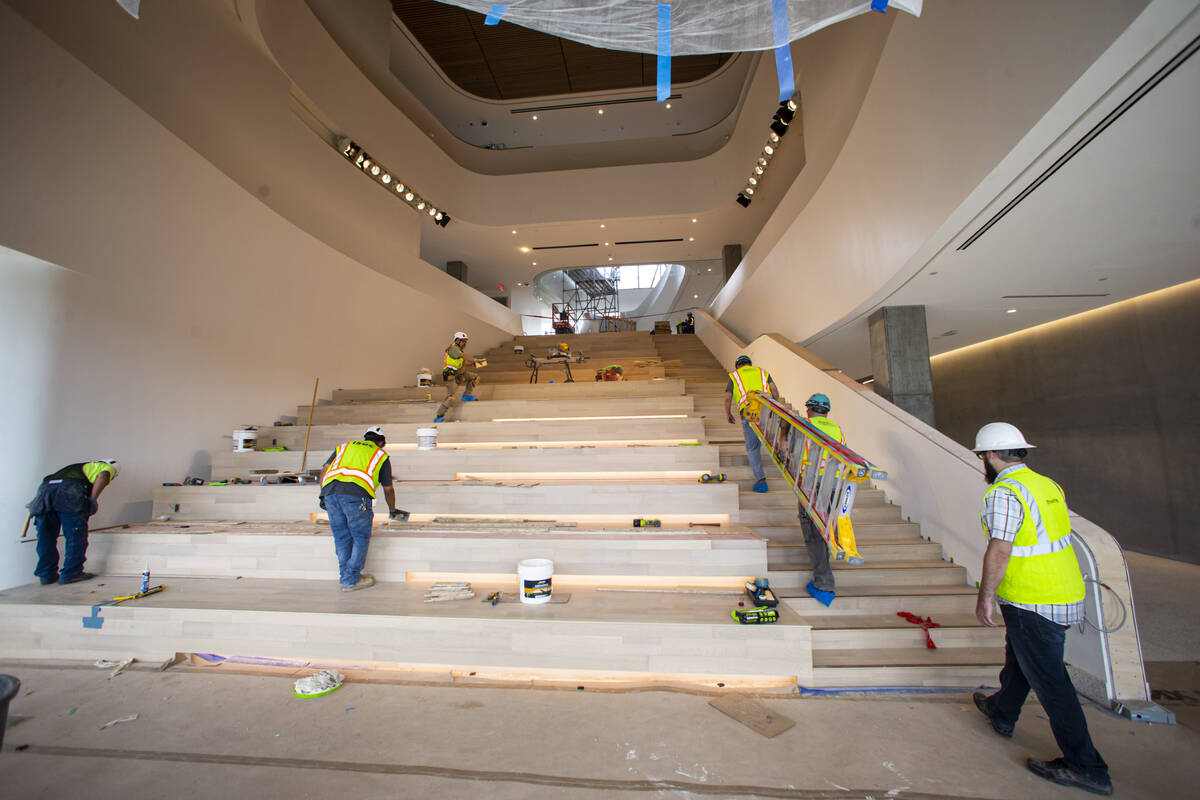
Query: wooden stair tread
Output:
[[813, 647, 1003, 668], [803, 614, 993, 630]]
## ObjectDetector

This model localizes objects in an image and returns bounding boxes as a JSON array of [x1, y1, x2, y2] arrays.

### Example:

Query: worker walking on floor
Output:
[[434, 331, 479, 423], [29, 459, 120, 585], [724, 355, 779, 494], [971, 422, 1111, 796], [799, 393, 845, 607], [318, 426, 406, 592]]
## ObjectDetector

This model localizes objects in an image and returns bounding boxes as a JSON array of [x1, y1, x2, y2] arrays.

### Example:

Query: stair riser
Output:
[[753, 523, 924, 542], [767, 542, 944, 564], [784, 595, 978, 617], [812, 628, 1005, 650], [738, 507, 903, 524], [767, 567, 967, 589], [809, 667, 1000, 688]]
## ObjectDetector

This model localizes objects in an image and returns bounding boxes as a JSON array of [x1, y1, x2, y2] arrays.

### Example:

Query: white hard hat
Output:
[[973, 422, 1035, 452], [454, 331, 469, 340], [364, 426, 385, 438], [104, 459, 121, 477]]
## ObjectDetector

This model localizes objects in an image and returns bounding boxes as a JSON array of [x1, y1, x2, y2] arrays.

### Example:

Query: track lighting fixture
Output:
[[336, 137, 451, 227]]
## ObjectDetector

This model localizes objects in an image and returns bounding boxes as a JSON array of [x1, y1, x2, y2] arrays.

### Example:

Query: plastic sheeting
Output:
[[433, 0, 921, 56]]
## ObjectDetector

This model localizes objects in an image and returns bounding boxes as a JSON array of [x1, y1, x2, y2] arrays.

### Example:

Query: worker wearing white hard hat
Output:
[[971, 422, 1111, 795], [27, 459, 121, 585], [434, 331, 481, 422], [318, 426, 407, 592]]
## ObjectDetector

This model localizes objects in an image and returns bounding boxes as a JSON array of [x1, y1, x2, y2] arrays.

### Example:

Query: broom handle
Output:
[[300, 377, 319, 474]]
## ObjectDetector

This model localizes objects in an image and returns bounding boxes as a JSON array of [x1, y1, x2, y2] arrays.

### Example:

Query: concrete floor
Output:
[[3, 551, 1199, 798]]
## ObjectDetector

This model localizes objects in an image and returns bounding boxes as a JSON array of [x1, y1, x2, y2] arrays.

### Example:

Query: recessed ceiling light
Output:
[[603, 242, 609, 246], [511, 230, 517, 234], [600, 224, 606, 228], [532, 261, 537, 266], [1006, 308, 1018, 314], [693, 294, 699, 299], [597, 108, 604, 115], [691, 218, 697, 223], [519, 246, 531, 253], [689, 237, 694, 242], [608, 257, 613, 261], [532, 115, 538, 120], [665, 103, 672, 109], [707, 267, 712, 271]]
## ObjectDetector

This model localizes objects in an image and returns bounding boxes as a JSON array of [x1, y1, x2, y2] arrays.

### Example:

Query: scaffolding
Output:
[[559, 267, 621, 331]]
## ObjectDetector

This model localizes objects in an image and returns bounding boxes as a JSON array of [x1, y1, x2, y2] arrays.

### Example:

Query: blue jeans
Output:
[[985, 604, 1108, 782], [35, 509, 90, 583], [325, 493, 375, 587], [741, 418, 765, 482]]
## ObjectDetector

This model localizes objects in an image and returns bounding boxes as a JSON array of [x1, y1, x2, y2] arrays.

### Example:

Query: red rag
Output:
[[897, 610, 941, 649]]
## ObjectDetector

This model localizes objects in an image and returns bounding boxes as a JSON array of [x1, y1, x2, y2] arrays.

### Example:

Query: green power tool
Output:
[[732, 606, 779, 624]]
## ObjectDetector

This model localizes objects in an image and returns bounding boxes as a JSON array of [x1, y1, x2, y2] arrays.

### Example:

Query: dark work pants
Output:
[[986, 604, 1109, 781], [33, 480, 91, 583], [799, 504, 834, 592]]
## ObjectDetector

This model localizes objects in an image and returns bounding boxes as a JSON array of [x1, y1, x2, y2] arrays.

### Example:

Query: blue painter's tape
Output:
[[82, 606, 104, 629], [772, 0, 794, 104], [484, 4, 507, 25], [656, 4, 671, 103], [871, 0, 889, 12]]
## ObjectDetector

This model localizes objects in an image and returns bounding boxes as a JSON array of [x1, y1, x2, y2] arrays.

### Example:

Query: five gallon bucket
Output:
[[518, 558, 553, 604], [233, 427, 257, 453], [416, 427, 438, 450]]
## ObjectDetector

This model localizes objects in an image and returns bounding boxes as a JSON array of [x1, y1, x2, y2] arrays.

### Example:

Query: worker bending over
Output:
[[29, 459, 120, 585], [318, 426, 406, 592], [724, 355, 779, 493], [971, 422, 1111, 796], [800, 393, 845, 607], [434, 331, 479, 423]]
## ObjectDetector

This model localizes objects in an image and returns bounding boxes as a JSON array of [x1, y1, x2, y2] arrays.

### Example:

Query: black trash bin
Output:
[[0, 674, 20, 750]]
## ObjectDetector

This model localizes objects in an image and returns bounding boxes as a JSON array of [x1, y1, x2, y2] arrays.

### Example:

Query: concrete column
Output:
[[722, 245, 742, 281], [446, 260, 468, 283], [868, 305, 936, 426]]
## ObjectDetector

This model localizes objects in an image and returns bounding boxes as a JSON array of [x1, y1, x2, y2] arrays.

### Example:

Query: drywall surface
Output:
[[0, 8, 513, 590], [712, 0, 1146, 345], [932, 279, 1200, 563]]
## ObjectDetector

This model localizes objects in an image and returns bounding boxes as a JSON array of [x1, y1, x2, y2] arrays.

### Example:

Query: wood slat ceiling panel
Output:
[[392, 0, 730, 100]]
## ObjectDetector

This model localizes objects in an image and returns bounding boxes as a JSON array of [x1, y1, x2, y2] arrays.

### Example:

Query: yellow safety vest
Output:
[[728, 366, 770, 414], [443, 347, 464, 372], [83, 462, 116, 484], [321, 440, 389, 498], [804, 416, 845, 476], [982, 466, 1085, 605]]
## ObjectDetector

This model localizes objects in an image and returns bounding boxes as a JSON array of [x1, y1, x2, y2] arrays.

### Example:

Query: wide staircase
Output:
[[0, 331, 1002, 689]]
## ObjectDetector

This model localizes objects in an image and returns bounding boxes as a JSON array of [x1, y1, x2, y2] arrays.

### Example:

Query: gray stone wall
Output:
[[931, 280, 1200, 563]]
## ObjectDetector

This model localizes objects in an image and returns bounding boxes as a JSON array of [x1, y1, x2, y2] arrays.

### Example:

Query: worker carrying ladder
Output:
[[741, 390, 888, 563]]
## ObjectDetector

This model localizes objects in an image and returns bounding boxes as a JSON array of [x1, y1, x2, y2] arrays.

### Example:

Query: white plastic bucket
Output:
[[233, 427, 257, 453], [417, 370, 433, 387], [415, 427, 438, 450], [517, 558, 553, 604], [513, 345, 524, 354]]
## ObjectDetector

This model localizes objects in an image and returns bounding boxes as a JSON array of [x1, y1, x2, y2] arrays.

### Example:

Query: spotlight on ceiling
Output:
[[769, 118, 789, 138], [776, 102, 796, 125], [736, 193, 751, 208], [436, 214, 451, 228]]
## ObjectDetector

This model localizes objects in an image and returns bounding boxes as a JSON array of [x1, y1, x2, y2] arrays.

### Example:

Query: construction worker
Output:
[[724, 355, 779, 494], [434, 331, 479, 423], [971, 422, 1111, 796], [799, 393, 845, 607], [28, 459, 120, 585], [318, 426, 406, 592]]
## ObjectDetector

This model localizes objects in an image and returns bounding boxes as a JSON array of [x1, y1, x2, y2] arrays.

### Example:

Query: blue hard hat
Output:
[[734, 355, 752, 367], [806, 393, 830, 411]]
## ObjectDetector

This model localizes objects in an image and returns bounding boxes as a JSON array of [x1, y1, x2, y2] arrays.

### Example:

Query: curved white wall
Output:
[[0, 5, 516, 590], [712, 0, 1148, 347]]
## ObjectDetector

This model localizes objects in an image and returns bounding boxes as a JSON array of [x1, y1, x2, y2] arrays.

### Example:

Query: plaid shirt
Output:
[[983, 465, 1083, 626]]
